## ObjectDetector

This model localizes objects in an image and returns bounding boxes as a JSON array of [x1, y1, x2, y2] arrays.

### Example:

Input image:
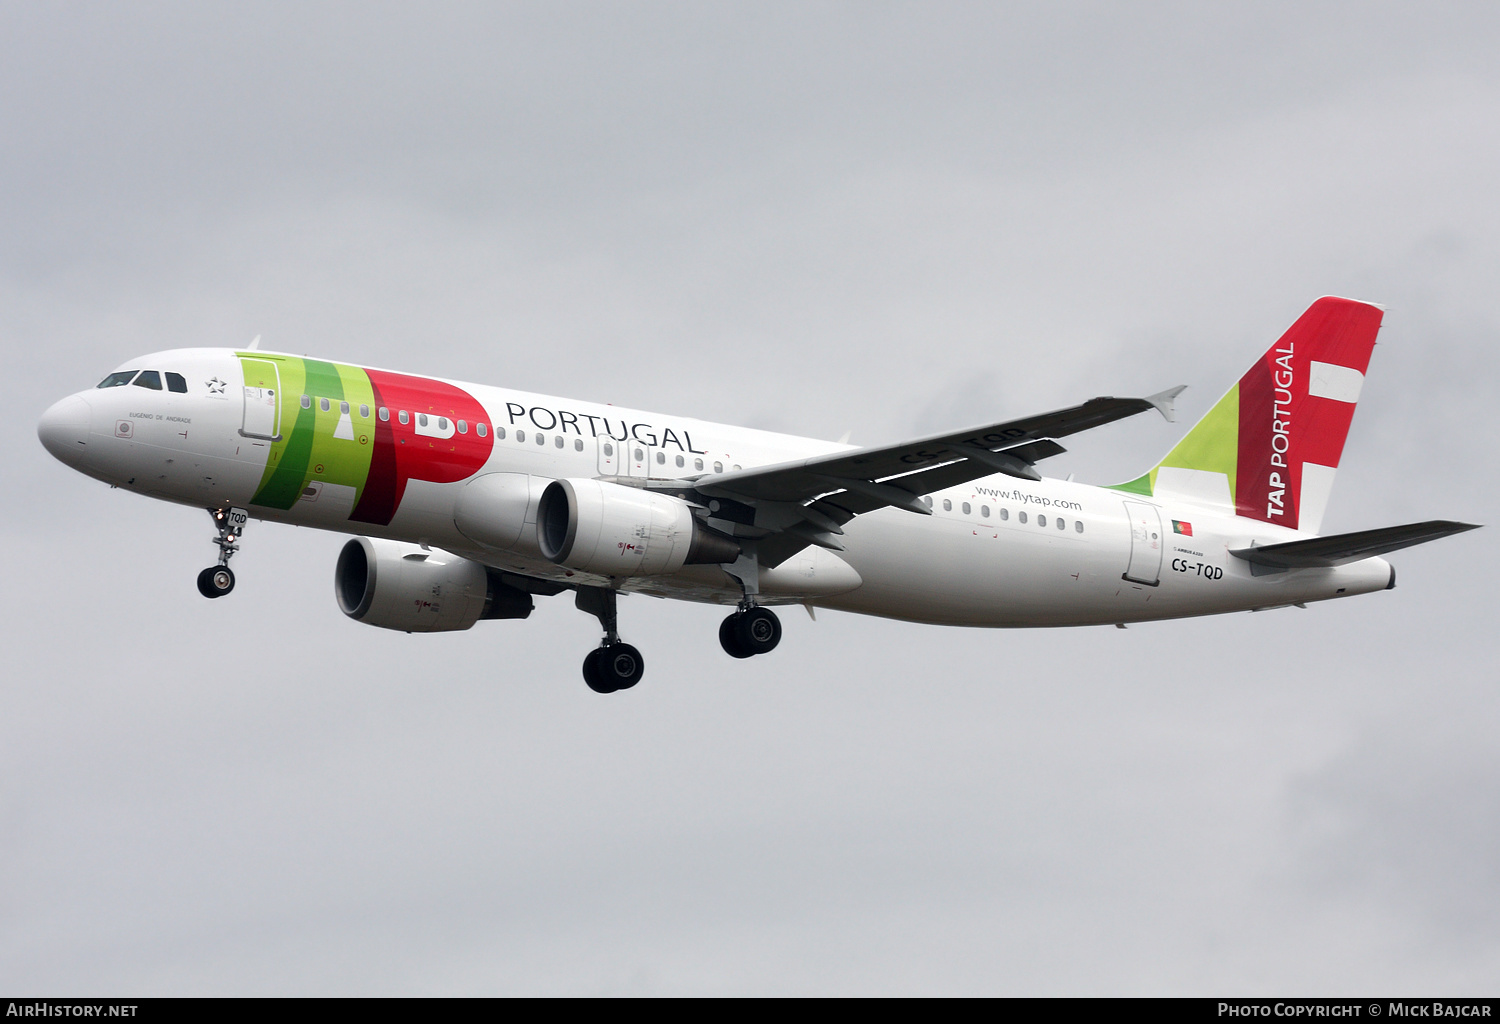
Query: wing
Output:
[[668, 387, 1184, 567], [1230, 520, 1480, 568]]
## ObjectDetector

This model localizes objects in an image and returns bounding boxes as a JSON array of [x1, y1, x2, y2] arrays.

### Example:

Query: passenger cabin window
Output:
[[133, 370, 162, 390], [554, 435, 563, 448], [438, 417, 448, 430], [675, 455, 685, 468], [301, 394, 312, 409], [340, 401, 350, 414], [713, 462, 723, 473], [1038, 515, 1047, 528], [574, 439, 584, 451], [1075, 521, 1084, 533], [942, 499, 952, 511], [1018, 511, 1027, 524], [516, 429, 525, 442], [457, 419, 467, 434], [360, 404, 370, 418], [165, 372, 188, 393], [1057, 518, 1066, 530], [378, 407, 389, 421], [923, 496, 933, 508], [477, 423, 488, 438], [97, 371, 137, 388], [656, 451, 665, 464], [1000, 508, 1009, 521], [962, 502, 971, 515], [981, 505, 990, 517], [320, 398, 330, 412], [536, 433, 545, 446], [695, 459, 704, 471], [398, 410, 409, 425], [418, 413, 428, 426]]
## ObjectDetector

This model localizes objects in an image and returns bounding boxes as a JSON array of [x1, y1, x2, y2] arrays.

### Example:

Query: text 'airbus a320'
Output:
[[38, 297, 1477, 693]]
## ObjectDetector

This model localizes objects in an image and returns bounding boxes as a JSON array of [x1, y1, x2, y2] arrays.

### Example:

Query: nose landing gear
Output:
[[198, 507, 247, 599]]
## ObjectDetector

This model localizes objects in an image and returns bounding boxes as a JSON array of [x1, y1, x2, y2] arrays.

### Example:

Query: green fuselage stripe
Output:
[[242, 355, 378, 511]]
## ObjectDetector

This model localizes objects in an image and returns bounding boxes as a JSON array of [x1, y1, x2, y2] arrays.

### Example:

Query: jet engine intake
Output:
[[537, 478, 740, 576], [335, 537, 533, 632]]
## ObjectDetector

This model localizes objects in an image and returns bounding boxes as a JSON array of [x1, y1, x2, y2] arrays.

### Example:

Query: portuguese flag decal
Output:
[[1172, 520, 1193, 536]]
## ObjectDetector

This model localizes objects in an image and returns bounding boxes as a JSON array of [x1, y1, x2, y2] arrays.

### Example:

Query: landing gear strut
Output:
[[576, 587, 644, 694], [197, 507, 246, 599]]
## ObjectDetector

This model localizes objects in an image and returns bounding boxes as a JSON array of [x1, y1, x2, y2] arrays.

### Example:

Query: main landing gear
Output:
[[575, 587, 644, 694], [582, 644, 645, 694], [571, 551, 782, 693], [719, 604, 782, 659], [718, 547, 781, 660], [197, 507, 246, 599]]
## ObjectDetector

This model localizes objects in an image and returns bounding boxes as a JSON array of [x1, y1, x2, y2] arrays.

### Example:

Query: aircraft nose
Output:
[[38, 395, 92, 464]]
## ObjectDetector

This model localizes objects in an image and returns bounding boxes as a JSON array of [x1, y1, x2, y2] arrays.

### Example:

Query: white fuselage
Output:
[[39, 348, 1394, 627]]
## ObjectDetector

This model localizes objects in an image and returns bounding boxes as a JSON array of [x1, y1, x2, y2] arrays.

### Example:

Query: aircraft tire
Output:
[[582, 648, 616, 694], [197, 566, 235, 599], [601, 643, 643, 690], [734, 607, 782, 656], [719, 614, 754, 659]]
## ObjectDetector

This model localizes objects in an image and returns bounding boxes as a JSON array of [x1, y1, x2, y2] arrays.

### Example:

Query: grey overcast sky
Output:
[[3, 2, 1498, 995]]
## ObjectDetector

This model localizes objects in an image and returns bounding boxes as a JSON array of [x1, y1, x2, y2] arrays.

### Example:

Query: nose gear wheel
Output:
[[197, 565, 235, 598]]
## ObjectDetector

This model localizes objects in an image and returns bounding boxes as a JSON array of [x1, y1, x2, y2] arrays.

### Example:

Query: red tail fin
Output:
[[1116, 297, 1383, 534], [1235, 297, 1382, 532]]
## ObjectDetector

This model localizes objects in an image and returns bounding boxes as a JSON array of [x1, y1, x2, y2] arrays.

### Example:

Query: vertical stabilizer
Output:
[[1112, 297, 1383, 533]]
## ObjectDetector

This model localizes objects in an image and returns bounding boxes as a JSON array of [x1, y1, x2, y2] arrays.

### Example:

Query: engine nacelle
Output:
[[452, 472, 549, 557], [335, 537, 533, 632], [537, 478, 740, 576]]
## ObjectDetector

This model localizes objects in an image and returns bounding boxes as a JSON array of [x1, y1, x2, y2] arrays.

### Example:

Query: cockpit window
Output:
[[132, 370, 162, 390], [165, 372, 188, 393], [97, 371, 138, 388]]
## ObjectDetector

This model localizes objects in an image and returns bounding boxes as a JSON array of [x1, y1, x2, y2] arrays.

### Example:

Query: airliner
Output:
[[37, 297, 1477, 693]]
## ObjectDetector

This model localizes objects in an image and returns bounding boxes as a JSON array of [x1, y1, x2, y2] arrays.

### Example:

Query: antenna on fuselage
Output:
[[247, 335, 261, 351]]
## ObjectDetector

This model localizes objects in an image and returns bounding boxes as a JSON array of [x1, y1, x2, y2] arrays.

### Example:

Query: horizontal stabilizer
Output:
[[1230, 520, 1480, 568]]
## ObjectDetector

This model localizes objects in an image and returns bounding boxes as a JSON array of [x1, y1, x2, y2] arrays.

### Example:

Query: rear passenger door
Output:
[[1121, 501, 1164, 586]]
